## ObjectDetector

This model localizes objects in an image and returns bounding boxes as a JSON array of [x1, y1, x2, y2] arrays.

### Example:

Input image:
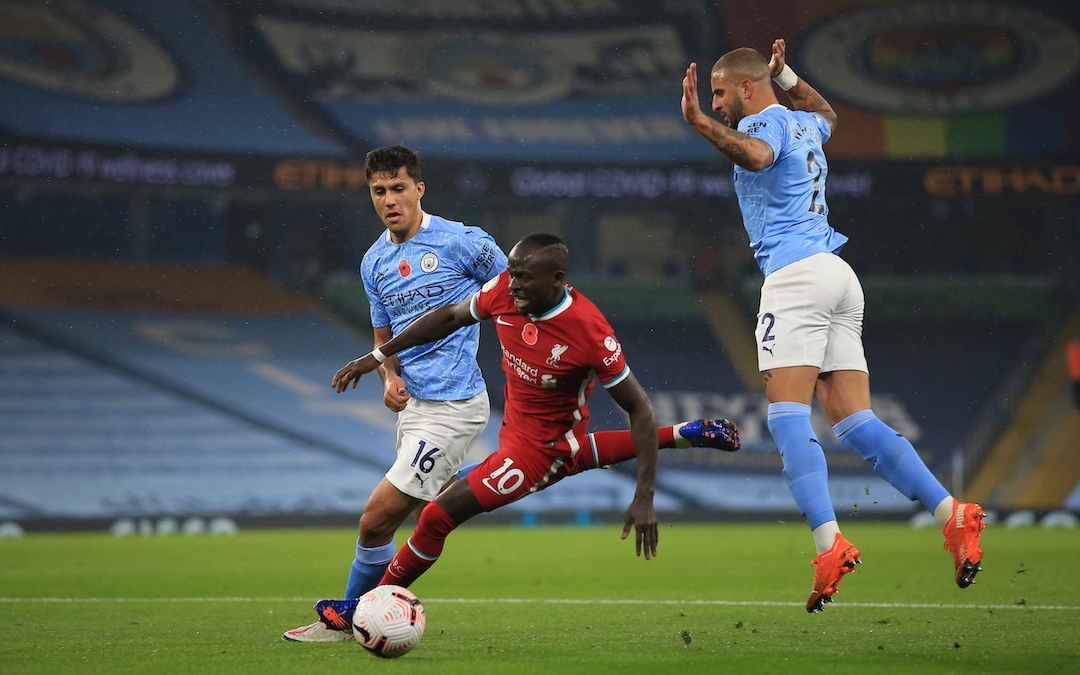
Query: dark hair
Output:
[[519, 232, 569, 271], [364, 144, 421, 182]]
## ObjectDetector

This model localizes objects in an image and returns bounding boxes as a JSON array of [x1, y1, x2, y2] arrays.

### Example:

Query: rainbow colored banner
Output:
[[714, 0, 1080, 158]]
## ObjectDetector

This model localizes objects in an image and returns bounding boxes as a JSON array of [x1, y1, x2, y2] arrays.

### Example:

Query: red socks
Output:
[[585, 426, 676, 468], [378, 501, 458, 588]]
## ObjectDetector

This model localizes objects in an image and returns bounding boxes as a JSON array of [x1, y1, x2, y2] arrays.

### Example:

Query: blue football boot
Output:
[[315, 598, 359, 631], [675, 419, 741, 451]]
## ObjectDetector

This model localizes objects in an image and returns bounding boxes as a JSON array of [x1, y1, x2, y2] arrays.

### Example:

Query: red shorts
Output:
[[465, 433, 578, 512]]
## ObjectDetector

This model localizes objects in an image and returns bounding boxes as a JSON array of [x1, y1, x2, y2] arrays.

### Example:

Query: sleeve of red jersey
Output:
[[469, 270, 511, 322], [591, 321, 630, 389]]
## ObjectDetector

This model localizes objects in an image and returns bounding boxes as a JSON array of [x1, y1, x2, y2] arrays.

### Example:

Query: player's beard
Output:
[[726, 97, 746, 128]]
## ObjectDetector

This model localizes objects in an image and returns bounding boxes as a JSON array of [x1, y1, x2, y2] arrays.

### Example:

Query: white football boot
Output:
[[281, 620, 354, 642]]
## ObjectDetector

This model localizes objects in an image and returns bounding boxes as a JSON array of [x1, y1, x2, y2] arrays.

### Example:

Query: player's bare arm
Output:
[[373, 324, 409, 412], [610, 372, 659, 560], [769, 38, 837, 132], [681, 62, 774, 172], [333, 300, 477, 393]]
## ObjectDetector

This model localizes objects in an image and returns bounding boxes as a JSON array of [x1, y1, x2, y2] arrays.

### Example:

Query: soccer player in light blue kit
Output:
[[682, 40, 986, 612], [284, 144, 506, 641]]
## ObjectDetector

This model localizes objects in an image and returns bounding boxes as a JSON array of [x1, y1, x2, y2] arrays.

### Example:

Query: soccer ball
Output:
[[351, 585, 426, 658]]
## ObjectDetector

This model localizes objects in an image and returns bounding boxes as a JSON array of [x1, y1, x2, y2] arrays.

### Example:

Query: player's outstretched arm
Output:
[[610, 372, 659, 560], [681, 62, 775, 171], [769, 38, 837, 132], [333, 300, 478, 393]]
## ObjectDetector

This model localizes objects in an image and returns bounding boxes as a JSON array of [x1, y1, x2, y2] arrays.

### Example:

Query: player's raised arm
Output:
[[610, 372, 659, 560], [333, 299, 478, 393], [768, 38, 837, 132], [681, 61, 775, 172]]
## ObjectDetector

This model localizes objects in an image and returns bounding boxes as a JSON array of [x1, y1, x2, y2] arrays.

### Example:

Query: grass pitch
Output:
[[2, 521, 1078, 674]]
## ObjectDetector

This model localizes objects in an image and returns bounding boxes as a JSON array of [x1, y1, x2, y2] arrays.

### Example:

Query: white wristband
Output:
[[370, 346, 388, 363], [772, 64, 798, 91]]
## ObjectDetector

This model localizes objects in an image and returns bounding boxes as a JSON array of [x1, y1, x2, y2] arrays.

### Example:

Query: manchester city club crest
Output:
[[0, 0, 180, 102], [800, 1, 1080, 114], [420, 252, 439, 273], [418, 33, 572, 105]]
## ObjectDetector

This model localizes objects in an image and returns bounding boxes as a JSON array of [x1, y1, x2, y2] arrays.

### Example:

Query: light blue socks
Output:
[[768, 402, 835, 529], [344, 536, 396, 599], [833, 409, 949, 510]]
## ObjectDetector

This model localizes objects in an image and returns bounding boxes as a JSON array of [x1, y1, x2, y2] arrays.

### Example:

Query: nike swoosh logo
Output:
[[481, 476, 502, 495], [495, 316, 513, 326]]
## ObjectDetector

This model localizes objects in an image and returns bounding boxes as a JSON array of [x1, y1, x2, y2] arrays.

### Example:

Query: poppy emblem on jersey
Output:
[[522, 323, 538, 345], [546, 343, 568, 366], [420, 252, 439, 273], [398, 259, 411, 277]]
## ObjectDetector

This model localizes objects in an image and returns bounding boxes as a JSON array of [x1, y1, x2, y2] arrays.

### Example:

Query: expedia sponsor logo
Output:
[[602, 336, 622, 366], [800, 2, 1080, 114]]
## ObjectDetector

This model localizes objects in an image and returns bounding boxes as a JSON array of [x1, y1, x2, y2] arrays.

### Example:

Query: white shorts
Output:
[[385, 390, 490, 501], [755, 252, 868, 374]]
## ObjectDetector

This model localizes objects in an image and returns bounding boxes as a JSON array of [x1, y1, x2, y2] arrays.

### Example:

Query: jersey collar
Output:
[[382, 211, 431, 243], [529, 285, 572, 322]]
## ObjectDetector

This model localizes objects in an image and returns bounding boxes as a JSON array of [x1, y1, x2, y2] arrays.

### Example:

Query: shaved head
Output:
[[514, 233, 569, 274], [713, 47, 770, 84]]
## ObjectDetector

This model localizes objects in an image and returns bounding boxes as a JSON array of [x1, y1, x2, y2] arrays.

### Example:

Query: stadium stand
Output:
[[968, 310, 1080, 511], [0, 0, 343, 155], [0, 322, 386, 519], [0, 0, 1076, 523], [0, 260, 686, 521]]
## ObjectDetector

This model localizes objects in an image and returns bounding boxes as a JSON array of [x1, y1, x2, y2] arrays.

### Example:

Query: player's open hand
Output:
[[769, 39, 787, 79], [681, 62, 704, 126], [332, 354, 378, 392], [621, 496, 659, 560]]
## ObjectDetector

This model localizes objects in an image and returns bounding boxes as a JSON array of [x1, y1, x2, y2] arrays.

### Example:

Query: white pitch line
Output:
[[1, 597, 1077, 611]]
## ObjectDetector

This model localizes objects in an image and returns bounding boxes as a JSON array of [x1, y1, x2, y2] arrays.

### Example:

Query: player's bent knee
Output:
[[360, 502, 416, 542], [434, 478, 484, 524]]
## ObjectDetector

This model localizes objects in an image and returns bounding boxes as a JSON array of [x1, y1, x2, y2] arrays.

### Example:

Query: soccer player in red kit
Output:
[[331, 233, 661, 589]]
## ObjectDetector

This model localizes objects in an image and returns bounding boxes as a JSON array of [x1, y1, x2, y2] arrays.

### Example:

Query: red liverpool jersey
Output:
[[469, 271, 630, 452]]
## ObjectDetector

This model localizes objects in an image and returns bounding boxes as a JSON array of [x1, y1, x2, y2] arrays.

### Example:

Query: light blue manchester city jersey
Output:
[[734, 104, 848, 277], [361, 212, 507, 401]]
